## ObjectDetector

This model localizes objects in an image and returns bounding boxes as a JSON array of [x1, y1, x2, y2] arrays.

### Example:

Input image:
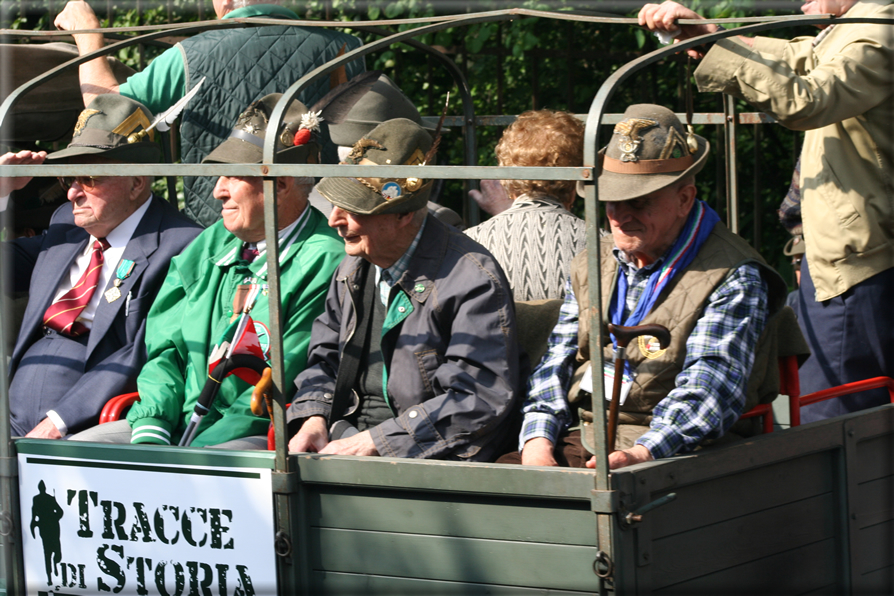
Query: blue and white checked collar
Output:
[[376, 217, 428, 305]]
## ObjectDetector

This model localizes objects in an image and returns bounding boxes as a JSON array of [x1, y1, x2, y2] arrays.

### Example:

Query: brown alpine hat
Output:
[[204, 93, 321, 165], [317, 118, 433, 215], [597, 104, 709, 202], [46, 94, 160, 163]]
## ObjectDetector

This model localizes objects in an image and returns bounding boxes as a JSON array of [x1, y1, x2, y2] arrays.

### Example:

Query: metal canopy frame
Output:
[[3, 9, 894, 593]]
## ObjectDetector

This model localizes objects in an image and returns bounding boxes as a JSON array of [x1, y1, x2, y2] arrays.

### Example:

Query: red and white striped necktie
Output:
[[43, 237, 111, 337]]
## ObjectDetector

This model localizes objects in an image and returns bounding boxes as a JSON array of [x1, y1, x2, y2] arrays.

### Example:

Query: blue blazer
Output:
[[6, 195, 201, 435]]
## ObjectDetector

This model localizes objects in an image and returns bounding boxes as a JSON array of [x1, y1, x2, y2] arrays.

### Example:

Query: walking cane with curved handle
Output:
[[605, 323, 671, 454]]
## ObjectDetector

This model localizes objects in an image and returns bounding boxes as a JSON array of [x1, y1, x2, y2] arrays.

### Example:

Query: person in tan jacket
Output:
[[639, 0, 894, 422]]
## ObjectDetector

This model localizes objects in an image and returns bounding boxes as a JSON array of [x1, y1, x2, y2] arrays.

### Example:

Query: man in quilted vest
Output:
[[55, 0, 364, 227], [502, 104, 786, 470]]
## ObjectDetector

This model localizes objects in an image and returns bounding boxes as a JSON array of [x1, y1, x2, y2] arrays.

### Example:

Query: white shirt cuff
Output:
[[0, 194, 9, 212], [45, 410, 68, 437]]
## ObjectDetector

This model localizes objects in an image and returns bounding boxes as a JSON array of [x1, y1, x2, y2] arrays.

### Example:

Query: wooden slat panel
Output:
[[293, 454, 595, 499], [612, 416, 849, 496], [856, 564, 893, 595], [855, 474, 894, 529], [653, 539, 837, 595], [856, 432, 894, 483], [310, 527, 599, 592], [312, 570, 597, 595], [649, 451, 834, 539], [650, 494, 837, 588], [307, 487, 595, 546], [853, 519, 894, 576]]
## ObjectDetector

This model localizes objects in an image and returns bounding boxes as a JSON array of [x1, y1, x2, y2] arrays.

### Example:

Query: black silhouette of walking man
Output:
[[30, 480, 63, 586]]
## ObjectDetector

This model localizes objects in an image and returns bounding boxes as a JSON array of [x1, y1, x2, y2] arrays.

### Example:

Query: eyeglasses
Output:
[[57, 176, 106, 190]]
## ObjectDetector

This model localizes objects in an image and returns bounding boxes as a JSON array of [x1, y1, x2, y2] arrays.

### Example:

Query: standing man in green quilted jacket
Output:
[[71, 94, 344, 448], [56, 0, 364, 227]]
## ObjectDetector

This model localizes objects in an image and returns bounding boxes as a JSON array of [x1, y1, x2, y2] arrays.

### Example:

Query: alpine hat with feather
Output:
[[317, 118, 434, 215], [597, 104, 709, 202], [47, 94, 160, 163], [204, 93, 322, 165]]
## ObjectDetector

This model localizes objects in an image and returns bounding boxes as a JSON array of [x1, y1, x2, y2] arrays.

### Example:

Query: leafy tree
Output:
[[2, 0, 817, 276]]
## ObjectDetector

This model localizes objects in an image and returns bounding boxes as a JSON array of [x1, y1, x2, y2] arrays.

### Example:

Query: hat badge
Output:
[[281, 110, 323, 147], [614, 118, 658, 162], [73, 109, 101, 137]]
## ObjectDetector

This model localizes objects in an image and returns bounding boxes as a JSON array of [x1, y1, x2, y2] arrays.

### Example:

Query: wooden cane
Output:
[[250, 367, 274, 418], [606, 323, 671, 453]]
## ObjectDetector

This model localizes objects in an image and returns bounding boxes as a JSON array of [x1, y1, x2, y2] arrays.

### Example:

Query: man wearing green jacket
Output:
[[72, 94, 343, 448]]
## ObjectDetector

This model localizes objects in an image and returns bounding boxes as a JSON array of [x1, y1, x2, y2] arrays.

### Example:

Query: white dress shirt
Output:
[[50, 197, 152, 328]]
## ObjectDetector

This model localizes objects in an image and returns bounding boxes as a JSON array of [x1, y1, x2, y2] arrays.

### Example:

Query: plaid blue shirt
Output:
[[376, 217, 427, 306], [520, 248, 769, 459]]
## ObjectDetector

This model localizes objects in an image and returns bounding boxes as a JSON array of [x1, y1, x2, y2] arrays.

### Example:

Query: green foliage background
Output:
[[3, 0, 815, 280]]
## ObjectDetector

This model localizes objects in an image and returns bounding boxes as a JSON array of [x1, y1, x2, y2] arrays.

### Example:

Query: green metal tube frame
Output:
[[3, 10, 894, 593]]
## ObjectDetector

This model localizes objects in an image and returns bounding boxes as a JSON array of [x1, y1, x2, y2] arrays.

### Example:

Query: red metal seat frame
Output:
[[739, 354, 894, 431], [98, 392, 141, 424]]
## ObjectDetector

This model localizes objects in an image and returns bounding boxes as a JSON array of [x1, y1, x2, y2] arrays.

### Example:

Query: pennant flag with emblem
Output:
[[208, 314, 267, 385]]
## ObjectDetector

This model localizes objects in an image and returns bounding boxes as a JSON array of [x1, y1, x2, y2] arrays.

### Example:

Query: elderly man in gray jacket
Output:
[[287, 118, 520, 461]]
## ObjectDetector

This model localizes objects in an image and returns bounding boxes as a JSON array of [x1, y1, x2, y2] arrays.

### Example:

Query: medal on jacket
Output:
[[105, 260, 135, 303]]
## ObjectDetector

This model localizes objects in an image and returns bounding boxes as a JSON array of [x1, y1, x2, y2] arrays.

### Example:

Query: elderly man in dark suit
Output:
[[2, 94, 201, 439]]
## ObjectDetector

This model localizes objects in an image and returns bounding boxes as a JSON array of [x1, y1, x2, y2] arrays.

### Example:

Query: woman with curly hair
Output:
[[465, 109, 587, 301]]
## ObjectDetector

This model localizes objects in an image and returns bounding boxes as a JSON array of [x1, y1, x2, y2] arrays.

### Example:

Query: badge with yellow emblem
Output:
[[638, 335, 668, 359]]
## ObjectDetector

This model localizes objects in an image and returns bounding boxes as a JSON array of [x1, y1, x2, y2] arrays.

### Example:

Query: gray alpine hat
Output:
[[597, 104, 709, 202], [204, 93, 321, 165], [317, 118, 433, 215], [46, 94, 160, 163], [327, 74, 436, 147]]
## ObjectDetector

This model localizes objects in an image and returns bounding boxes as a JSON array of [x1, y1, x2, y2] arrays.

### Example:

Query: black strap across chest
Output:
[[328, 263, 377, 425]]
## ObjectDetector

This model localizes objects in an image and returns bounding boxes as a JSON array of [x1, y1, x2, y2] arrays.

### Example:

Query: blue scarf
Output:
[[609, 200, 720, 346]]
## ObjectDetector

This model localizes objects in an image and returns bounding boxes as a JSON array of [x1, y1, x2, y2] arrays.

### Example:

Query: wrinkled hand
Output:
[[319, 430, 379, 456], [520, 437, 559, 466], [586, 444, 654, 470], [638, 1, 718, 58], [0, 150, 46, 198], [54, 1, 101, 32], [469, 179, 513, 217], [25, 418, 62, 440], [288, 415, 329, 453]]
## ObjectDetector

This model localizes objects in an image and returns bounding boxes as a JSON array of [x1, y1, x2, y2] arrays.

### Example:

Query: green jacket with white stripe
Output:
[[128, 206, 343, 446]]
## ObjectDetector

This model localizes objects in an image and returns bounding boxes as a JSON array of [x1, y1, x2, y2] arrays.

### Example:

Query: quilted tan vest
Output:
[[570, 223, 786, 434]]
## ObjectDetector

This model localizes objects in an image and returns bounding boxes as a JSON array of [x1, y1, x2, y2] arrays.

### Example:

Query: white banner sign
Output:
[[18, 451, 276, 596]]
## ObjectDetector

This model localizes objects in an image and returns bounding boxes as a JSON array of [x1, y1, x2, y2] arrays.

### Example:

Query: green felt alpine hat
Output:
[[327, 74, 437, 147], [46, 94, 160, 163], [204, 93, 321, 165], [597, 104, 709, 202], [317, 118, 433, 215]]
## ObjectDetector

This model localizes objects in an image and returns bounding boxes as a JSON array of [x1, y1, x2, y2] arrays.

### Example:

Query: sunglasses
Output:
[[57, 176, 106, 190]]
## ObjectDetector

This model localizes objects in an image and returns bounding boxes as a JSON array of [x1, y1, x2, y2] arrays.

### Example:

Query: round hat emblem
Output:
[[382, 182, 402, 199]]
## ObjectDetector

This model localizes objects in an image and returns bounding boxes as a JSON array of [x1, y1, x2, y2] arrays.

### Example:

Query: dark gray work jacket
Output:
[[287, 216, 521, 461]]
